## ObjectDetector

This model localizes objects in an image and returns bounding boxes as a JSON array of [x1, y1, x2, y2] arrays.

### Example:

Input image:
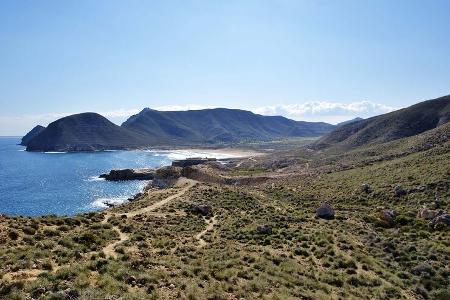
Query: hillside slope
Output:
[[315, 95, 450, 149], [122, 108, 334, 144], [26, 113, 149, 151], [336, 117, 363, 126]]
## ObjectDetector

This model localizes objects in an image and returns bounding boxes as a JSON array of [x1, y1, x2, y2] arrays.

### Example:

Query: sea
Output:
[[0, 137, 235, 217]]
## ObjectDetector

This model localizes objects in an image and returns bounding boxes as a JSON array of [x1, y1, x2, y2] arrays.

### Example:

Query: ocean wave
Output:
[[85, 176, 105, 182], [91, 197, 128, 209], [145, 149, 238, 160], [44, 151, 68, 154]]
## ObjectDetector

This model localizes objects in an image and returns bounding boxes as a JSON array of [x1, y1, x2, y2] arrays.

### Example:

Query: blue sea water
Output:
[[0, 137, 233, 216]]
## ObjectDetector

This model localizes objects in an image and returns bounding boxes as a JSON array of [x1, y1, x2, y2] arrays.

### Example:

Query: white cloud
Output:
[[99, 109, 141, 118], [251, 101, 397, 123]]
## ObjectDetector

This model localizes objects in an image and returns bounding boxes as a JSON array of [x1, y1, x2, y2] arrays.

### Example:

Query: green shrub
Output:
[[22, 226, 36, 235], [8, 230, 19, 240]]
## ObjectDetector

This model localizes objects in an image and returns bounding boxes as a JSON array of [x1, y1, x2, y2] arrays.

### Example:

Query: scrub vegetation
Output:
[[1, 125, 449, 300]]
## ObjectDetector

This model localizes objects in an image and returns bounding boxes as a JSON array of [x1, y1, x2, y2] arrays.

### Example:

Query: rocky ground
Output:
[[0, 132, 449, 299]]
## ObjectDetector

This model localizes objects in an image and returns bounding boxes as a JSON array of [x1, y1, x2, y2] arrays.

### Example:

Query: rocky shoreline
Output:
[[97, 158, 224, 207], [99, 158, 221, 181], [99, 168, 155, 181], [96, 157, 270, 208]]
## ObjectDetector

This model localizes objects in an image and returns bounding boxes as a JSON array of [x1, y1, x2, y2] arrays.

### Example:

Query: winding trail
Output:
[[196, 215, 217, 247], [235, 156, 257, 168], [2, 179, 198, 282], [102, 226, 129, 259], [2, 269, 45, 282], [126, 179, 196, 218], [101, 178, 196, 258]]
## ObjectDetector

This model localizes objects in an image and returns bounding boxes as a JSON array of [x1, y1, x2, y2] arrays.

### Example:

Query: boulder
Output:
[[378, 210, 396, 227], [411, 263, 433, 275], [191, 204, 212, 216], [418, 208, 441, 220], [30, 286, 47, 299], [361, 183, 372, 193], [394, 185, 407, 197], [128, 192, 144, 202], [53, 288, 80, 300], [429, 214, 450, 229], [126, 275, 137, 286], [316, 203, 335, 219], [64, 288, 80, 300], [434, 192, 442, 209], [256, 224, 272, 234]]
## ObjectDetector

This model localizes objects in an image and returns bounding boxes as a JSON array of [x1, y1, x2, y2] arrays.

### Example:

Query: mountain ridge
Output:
[[315, 95, 450, 149], [25, 108, 335, 151], [26, 113, 150, 152], [336, 117, 364, 127], [122, 108, 333, 144]]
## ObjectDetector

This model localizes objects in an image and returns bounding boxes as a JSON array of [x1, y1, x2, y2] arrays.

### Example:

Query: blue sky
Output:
[[1, 0, 450, 135]]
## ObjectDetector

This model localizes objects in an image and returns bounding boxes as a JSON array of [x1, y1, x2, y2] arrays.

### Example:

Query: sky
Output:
[[1, 0, 450, 135]]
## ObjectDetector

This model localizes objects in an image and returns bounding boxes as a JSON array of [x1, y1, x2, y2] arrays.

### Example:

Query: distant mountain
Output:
[[20, 125, 45, 146], [336, 117, 363, 127], [122, 108, 334, 144], [25, 108, 335, 152], [315, 95, 450, 149], [26, 113, 149, 152]]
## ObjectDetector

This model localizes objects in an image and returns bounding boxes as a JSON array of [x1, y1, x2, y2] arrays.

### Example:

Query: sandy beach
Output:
[[179, 147, 265, 158]]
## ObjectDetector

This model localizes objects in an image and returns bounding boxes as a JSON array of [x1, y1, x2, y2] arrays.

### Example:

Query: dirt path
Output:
[[2, 178, 198, 281], [236, 157, 257, 168], [103, 226, 129, 259], [126, 178, 196, 218], [196, 215, 217, 247], [101, 178, 196, 258], [3, 261, 60, 282], [2, 269, 45, 282]]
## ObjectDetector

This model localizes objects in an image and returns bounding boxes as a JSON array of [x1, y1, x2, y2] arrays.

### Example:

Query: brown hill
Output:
[[315, 95, 450, 149]]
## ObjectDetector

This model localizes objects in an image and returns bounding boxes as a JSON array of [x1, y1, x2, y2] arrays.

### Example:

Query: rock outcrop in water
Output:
[[20, 125, 46, 146], [99, 168, 155, 181]]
